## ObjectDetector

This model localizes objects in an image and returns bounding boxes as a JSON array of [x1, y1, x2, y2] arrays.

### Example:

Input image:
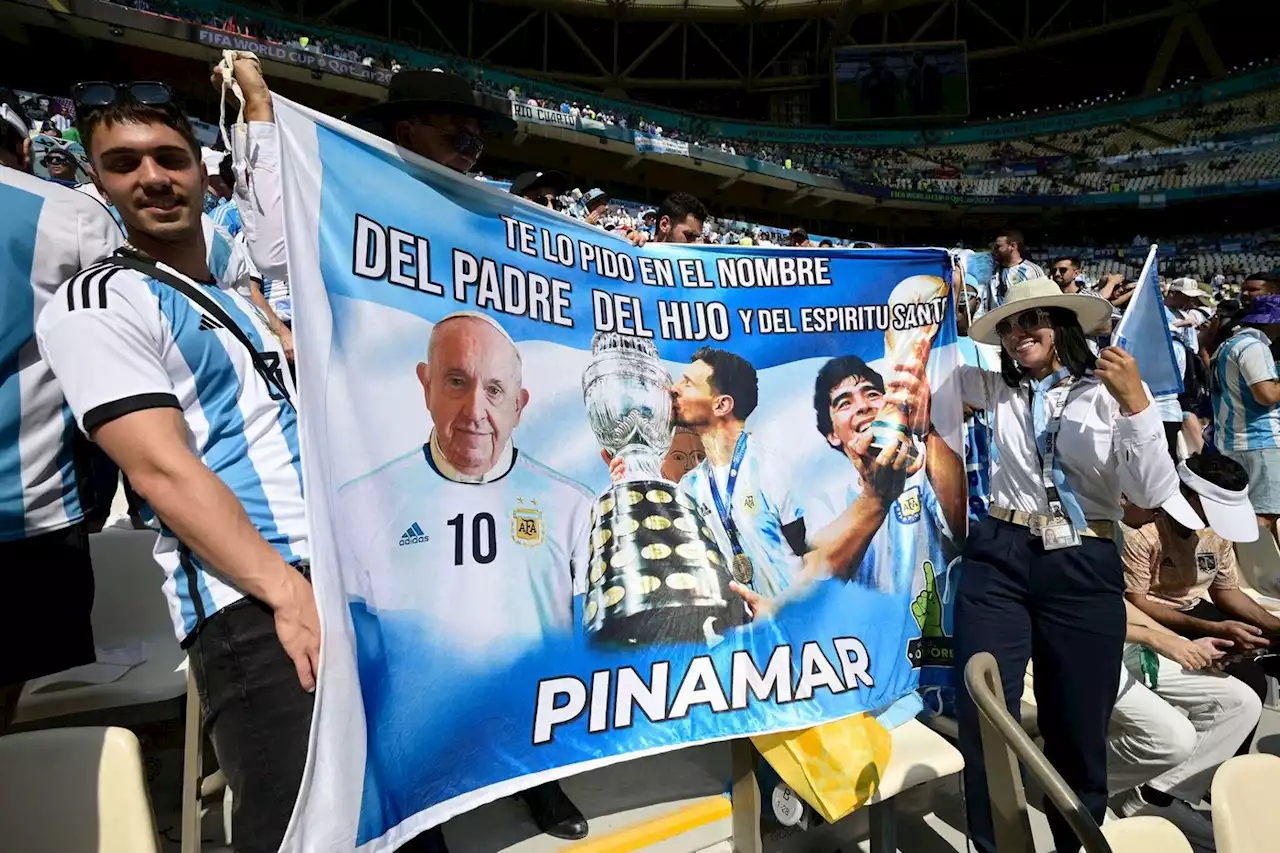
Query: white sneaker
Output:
[[1115, 788, 1215, 851]]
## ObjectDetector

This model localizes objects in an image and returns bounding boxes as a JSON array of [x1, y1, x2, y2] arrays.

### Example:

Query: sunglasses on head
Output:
[[995, 307, 1053, 339], [71, 81, 175, 114]]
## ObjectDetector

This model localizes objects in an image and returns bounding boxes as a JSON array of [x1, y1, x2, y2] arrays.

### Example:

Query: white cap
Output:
[[429, 310, 519, 361], [1177, 459, 1258, 542], [200, 147, 225, 173], [1150, 459, 1206, 533], [1168, 277, 1206, 297]]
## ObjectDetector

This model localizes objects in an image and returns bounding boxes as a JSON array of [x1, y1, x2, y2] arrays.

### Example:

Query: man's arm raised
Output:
[[214, 56, 289, 281]]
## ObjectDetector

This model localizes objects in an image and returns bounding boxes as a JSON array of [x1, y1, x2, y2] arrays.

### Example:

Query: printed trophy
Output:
[[867, 274, 950, 467], [581, 332, 745, 647]]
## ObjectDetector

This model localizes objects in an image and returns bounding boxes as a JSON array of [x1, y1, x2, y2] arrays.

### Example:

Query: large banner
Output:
[[510, 100, 578, 130], [274, 97, 965, 851], [634, 133, 691, 156]]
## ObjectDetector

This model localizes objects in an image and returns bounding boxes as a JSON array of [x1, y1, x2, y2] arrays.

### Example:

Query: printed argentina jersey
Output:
[[805, 466, 957, 595], [1, 165, 122, 541], [679, 434, 803, 599], [36, 250, 306, 643], [336, 444, 593, 668], [1213, 328, 1280, 452]]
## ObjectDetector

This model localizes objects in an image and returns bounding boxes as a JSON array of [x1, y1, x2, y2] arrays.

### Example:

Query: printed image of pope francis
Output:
[[338, 310, 593, 660], [334, 310, 594, 838]]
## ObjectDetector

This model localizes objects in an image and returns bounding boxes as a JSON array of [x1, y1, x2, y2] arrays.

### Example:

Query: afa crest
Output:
[[893, 486, 923, 524], [512, 499, 544, 547], [742, 493, 759, 514]]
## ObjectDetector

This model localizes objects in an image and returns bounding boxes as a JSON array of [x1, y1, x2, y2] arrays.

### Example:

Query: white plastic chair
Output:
[[965, 653, 1192, 853], [1234, 523, 1280, 606], [13, 528, 187, 728], [0, 726, 160, 853], [1208, 753, 1280, 850], [1212, 753, 1280, 853]]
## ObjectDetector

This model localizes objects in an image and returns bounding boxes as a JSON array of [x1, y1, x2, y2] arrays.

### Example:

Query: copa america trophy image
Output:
[[581, 332, 745, 647], [867, 275, 950, 466]]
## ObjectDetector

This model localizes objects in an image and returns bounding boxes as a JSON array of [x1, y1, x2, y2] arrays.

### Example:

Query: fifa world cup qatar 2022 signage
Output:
[[271, 96, 966, 851]]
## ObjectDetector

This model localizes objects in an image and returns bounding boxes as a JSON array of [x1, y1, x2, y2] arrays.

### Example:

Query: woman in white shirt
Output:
[[953, 278, 1180, 853]]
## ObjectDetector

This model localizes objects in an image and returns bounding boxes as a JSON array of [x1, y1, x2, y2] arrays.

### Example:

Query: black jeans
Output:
[[188, 597, 450, 853], [189, 598, 314, 853], [953, 517, 1126, 853], [1179, 600, 1280, 753]]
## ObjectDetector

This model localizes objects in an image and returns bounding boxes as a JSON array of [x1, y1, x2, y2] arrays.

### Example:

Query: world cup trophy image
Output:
[[581, 332, 745, 646], [867, 274, 950, 467]]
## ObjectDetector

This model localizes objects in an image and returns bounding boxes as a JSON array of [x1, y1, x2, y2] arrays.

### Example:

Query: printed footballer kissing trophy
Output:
[[582, 332, 745, 647], [867, 275, 950, 467]]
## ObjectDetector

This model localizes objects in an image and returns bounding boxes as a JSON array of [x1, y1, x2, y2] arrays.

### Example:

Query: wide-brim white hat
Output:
[[968, 278, 1114, 346]]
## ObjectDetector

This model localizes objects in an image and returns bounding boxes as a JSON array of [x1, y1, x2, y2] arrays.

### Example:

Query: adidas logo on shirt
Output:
[[399, 522, 429, 546]]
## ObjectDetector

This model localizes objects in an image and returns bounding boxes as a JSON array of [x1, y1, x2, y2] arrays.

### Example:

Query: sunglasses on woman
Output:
[[995, 307, 1053, 339], [70, 81, 176, 115]]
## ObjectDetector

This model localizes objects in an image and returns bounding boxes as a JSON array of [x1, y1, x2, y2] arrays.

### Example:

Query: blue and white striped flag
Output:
[[1111, 244, 1182, 397]]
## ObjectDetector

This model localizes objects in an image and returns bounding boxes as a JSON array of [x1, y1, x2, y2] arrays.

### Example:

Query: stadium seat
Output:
[[729, 719, 963, 853], [0, 726, 161, 853], [181, 665, 229, 853], [1211, 753, 1280, 853], [861, 719, 965, 852], [964, 653, 1192, 853], [12, 528, 187, 729], [1235, 524, 1280, 604]]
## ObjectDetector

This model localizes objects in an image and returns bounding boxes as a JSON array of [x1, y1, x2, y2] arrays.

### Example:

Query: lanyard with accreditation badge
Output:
[[1028, 375, 1082, 550], [707, 430, 756, 586]]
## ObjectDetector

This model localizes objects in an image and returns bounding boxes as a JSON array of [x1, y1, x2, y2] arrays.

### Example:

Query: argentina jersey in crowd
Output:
[[1, 165, 122, 541], [678, 434, 804, 599], [35, 247, 305, 644], [335, 436, 593, 669], [805, 464, 957, 595]]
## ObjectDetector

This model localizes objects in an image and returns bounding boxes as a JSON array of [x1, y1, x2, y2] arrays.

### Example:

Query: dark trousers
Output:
[[1163, 420, 1183, 460], [953, 517, 1126, 853], [0, 522, 95, 689], [189, 598, 315, 853], [188, 597, 449, 853], [1179, 600, 1280, 754]]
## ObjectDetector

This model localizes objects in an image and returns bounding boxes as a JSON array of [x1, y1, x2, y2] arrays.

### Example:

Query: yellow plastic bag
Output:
[[751, 712, 893, 824]]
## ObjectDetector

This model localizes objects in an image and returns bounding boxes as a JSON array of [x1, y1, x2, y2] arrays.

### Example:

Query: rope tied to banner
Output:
[[214, 49, 261, 195]]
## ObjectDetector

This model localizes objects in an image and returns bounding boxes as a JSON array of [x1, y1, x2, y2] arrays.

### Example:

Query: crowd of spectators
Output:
[[9, 38, 1280, 850], [94, 0, 1280, 198]]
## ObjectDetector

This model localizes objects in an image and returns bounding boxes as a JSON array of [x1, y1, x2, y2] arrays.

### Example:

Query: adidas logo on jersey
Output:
[[399, 522, 429, 546]]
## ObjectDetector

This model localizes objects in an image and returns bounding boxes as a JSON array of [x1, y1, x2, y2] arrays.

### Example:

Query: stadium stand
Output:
[[44, 0, 1280, 204]]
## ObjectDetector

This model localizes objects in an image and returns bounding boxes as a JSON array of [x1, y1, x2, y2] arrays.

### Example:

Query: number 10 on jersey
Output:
[[446, 513, 497, 565]]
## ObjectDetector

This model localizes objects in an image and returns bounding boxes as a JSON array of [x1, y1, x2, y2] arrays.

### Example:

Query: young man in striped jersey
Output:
[[985, 229, 1045, 314], [36, 88, 316, 853], [1210, 294, 1280, 539], [0, 87, 122, 731]]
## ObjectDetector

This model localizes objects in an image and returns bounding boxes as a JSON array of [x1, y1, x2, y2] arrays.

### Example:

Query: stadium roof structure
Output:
[[287, 0, 1249, 120]]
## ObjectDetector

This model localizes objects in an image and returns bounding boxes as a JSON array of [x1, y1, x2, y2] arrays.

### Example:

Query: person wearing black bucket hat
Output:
[[509, 169, 568, 208], [210, 56, 515, 281], [344, 68, 515, 174]]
